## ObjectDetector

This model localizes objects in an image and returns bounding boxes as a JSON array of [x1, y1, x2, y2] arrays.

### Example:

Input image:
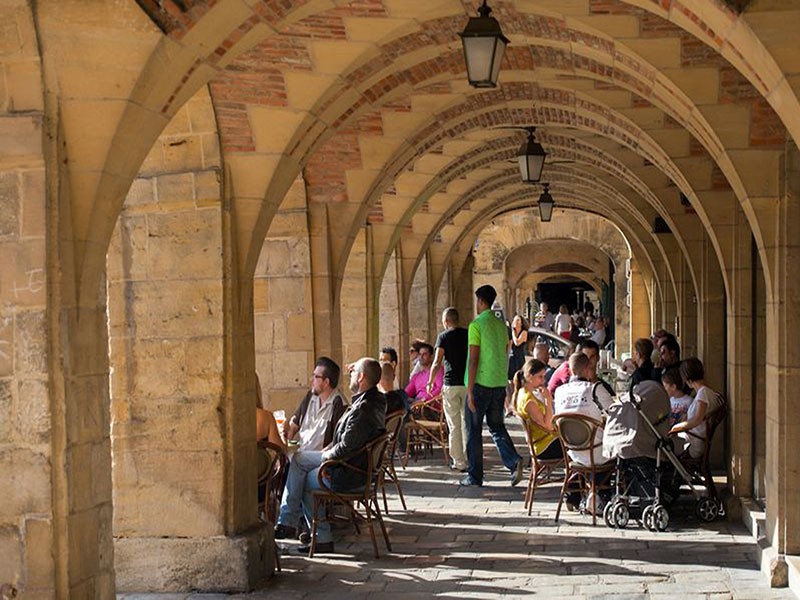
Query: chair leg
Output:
[[527, 463, 538, 516], [555, 468, 571, 522], [274, 541, 281, 572], [391, 463, 407, 511], [362, 500, 380, 559], [310, 497, 320, 558], [590, 473, 597, 526], [382, 479, 389, 515], [372, 494, 392, 553]]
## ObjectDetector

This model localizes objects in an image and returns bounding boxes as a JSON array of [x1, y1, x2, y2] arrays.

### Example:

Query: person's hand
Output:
[[467, 391, 476, 413], [425, 381, 433, 395]]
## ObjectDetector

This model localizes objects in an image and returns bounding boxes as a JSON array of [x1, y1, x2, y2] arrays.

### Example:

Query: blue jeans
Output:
[[276, 450, 333, 543], [465, 384, 522, 485]]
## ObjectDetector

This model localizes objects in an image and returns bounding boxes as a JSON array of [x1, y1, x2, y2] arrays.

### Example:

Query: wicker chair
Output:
[[257, 440, 288, 571], [519, 419, 563, 516], [402, 394, 449, 466], [380, 409, 408, 513], [553, 413, 615, 526], [310, 432, 393, 558]]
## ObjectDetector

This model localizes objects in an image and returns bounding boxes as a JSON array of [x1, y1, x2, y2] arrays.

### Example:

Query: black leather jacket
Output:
[[322, 386, 386, 490]]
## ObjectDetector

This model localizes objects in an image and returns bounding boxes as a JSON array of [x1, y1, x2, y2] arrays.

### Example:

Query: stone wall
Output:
[[254, 175, 314, 414], [0, 2, 52, 595]]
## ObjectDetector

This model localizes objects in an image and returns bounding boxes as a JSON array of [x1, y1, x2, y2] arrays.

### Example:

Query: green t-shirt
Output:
[[466, 309, 509, 388]]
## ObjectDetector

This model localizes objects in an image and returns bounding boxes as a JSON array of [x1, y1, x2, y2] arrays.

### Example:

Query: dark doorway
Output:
[[536, 279, 593, 314]]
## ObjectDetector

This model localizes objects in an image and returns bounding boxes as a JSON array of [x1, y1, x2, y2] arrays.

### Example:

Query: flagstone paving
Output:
[[120, 423, 795, 599]]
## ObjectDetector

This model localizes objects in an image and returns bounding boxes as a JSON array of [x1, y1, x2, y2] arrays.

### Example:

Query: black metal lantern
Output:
[[460, 1, 510, 88], [538, 183, 554, 222], [518, 127, 547, 183]]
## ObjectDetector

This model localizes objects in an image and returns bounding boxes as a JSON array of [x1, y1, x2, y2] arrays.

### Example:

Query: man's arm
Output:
[[466, 344, 480, 413], [322, 403, 377, 462], [426, 347, 445, 394]]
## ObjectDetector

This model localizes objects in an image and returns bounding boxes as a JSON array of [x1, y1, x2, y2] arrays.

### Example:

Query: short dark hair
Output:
[[577, 339, 599, 354], [380, 347, 398, 364], [358, 357, 382, 387], [635, 337, 653, 359], [410, 339, 425, 353], [315, 356, 340, 388], [418, 342, 434, 355], [443, 307, 459, 325], [660, 366, 683, 389], [569, 352, 590, 377], [475, 284, 497, 306], [661, 338, 681, 360], [679, 357, 705, 383]]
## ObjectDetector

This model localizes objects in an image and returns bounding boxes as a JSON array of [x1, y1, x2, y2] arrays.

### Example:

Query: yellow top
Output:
[[515, 388, 557, 456]]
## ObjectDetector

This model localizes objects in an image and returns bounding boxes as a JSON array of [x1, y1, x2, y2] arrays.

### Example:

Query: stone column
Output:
[[613, 267, 630, 358], [629, 262, 652, 353], [107, 91, 270, 593], [308, 201, 343, 366]]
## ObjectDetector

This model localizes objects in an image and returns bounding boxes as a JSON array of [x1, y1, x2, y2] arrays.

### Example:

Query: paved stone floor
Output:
[[121, 423, 796, 599]]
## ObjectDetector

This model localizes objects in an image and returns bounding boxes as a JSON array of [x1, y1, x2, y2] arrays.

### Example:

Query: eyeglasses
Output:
[[312, 374, 326, 380]]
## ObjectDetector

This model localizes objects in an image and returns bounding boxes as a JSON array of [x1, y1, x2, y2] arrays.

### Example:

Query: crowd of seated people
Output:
[[254, 308, 724, 558]]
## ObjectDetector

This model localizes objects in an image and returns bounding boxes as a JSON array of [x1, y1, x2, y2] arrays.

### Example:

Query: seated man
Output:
[[379, 361, 410, 452], [553, 352, 614, 509], [274, 357, 386, 555], [283, 357, 347, 452], [405, 342, 443, 409]]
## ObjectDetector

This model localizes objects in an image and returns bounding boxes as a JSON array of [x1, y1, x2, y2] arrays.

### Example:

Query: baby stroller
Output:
[[601, 381, 718, 532]]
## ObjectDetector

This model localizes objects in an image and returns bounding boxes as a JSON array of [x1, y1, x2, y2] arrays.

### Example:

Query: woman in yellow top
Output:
[[513, 359, 563, 460]]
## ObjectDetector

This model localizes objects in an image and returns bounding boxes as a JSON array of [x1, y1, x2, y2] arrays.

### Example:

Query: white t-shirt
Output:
[[680, 386, 722, 458], [554, 313, 571, 334], [590, 328, 606, 347], [542, 312, 555, 332], [553, 379, 614, 465]]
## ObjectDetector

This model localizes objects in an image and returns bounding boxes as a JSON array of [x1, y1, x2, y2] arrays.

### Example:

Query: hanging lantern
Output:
[[459, 1, 510, 88], [538, 183, 554, 222], [518, 127, 547, 184]]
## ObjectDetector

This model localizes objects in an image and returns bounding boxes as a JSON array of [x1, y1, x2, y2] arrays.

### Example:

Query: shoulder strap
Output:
[[591, 381, 609, 416]]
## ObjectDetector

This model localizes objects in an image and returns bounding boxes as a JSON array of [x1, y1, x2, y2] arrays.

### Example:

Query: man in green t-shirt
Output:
[[461, 284, 524, 487]]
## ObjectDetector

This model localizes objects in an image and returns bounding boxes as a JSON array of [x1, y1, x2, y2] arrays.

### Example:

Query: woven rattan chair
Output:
[[402, 394, 448, 466], [553, 413, 614, 526], [257, 440, 288, 571], [519, 419, 563, 516], [380, 409, 408, 513], [310, 432, 392, 558]]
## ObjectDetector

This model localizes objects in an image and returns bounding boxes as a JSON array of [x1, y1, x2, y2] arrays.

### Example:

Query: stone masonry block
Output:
[[128, 280, 223, 339], [20, 170, 45, 239], [272, 351, 308, 387], [161, 135, 204, 173], [184, 336, 223, 398], [0, 315, 12, 376], [24, 517, 54, 590], [114, 527, 273, 593], [0, 379, 11, 442], [14, 309, 46, 374], [124, 177, 156, 209], [131, 338, 185, 398], [267, 277, 305, 312], [14, 379, 49, 444], [4, 59, 43, 112], [113, 448, 224, 538], [0, 115, 42, 159], [0, 447, 50, 518], [0, 237, 45, 308], [194, 169, 221, 206], [155, 173, 194, 204], [0, 171, 19, 237], [120, 397, 222, 451], [145, 210, 222, 280], [0, 524, 22, 590]]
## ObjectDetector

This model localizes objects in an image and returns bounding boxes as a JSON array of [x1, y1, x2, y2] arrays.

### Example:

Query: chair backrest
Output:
[[384, 410, 404, 457], [553, 413, 602, 452], [258, 441, 288, 522], [701, 394, 727, 463], [366, 431, 392, 485]]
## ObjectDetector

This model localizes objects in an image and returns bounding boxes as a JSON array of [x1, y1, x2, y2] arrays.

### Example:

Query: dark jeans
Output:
[[465, 383, 522, 485]]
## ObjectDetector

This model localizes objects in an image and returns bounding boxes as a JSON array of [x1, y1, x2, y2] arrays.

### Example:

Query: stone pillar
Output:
[[613, 268, 630, 358], [764, 142, 800, 574], [308, 201, 343, 366], [630, 262, 652, 354], [106, 90, 270, 593], [454, 258, 475, 329], [341, 228, 369, 362], [378, 250, 401, 361], [407, 254, 429, 344]]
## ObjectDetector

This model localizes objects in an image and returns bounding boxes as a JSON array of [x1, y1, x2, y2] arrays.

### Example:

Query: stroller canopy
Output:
[[603, 380, 671, 460]]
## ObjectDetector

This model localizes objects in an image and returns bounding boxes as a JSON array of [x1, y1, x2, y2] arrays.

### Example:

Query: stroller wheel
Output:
[[603, 501, 615, 528], [653, 504, 669, 532], [696, 497, 720, 522], [612, 502, 630, 529], [642, 505, 655, 531]]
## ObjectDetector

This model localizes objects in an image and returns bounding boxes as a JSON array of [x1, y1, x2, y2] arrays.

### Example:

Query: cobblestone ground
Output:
[[120, 423, 795, 600]]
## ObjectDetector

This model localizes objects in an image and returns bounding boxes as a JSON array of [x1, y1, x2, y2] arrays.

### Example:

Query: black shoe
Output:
[[297, 541, 335, 555], [274, 524, 297, 540], [511, 459, 524, 487], [459, 475, 482, 487], [298, 531, 311, 545]]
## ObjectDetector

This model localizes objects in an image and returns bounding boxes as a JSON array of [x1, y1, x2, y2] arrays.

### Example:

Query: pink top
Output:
[[547, 361, 571, 396], [406, 367, 443, 402]]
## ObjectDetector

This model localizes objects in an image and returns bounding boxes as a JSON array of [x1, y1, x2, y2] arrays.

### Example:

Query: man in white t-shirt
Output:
[[590, 316, 606, 347], [553, 352, 613, 466]]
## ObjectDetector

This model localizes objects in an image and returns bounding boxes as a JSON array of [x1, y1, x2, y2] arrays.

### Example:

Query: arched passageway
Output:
[[1, 0, 800, 596]]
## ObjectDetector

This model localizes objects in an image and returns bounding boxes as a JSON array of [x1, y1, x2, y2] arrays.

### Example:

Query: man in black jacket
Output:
[[276, 357, 386, 555]]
